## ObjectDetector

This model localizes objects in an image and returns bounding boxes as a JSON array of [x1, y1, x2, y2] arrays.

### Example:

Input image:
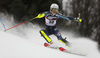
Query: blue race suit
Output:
[[40, 11, 74, 44]]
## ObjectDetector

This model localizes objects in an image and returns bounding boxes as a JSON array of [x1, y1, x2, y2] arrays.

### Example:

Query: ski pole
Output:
[[78, 13, 82, 22], [5, 17, 37, 31], [78, 13, 80, 18], [5, 13, 45, 31]]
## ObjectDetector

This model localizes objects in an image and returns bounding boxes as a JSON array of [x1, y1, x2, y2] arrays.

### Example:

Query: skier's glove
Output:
[[35, 13, 45, 18], [30, 13, 45, 21], [74, 17, 82, 22]]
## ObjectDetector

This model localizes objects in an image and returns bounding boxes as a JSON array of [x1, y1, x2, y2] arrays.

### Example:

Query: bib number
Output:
[[49, 20, 54, 24]]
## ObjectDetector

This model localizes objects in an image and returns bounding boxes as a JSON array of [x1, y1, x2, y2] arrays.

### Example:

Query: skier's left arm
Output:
[[58, 15, 74, 20], [58, 13, 82, 22]]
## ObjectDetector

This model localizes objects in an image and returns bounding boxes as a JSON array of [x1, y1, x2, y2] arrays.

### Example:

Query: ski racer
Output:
[[35, 3, 82, 46]]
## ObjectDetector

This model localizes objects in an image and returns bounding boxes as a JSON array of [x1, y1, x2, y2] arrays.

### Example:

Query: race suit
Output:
[[40, 11, 74, 45]]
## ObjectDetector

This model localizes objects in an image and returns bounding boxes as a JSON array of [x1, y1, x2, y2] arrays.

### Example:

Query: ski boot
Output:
[[59, 37, 70, 47]]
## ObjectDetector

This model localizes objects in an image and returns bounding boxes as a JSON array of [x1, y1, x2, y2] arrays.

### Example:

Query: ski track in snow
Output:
[[0, 13, 100, 58]]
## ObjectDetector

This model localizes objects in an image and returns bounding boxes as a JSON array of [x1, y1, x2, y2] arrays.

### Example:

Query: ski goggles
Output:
[[51, 8, 59, 13]]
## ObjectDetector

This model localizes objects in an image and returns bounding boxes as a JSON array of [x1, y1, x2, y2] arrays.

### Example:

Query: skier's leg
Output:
[[54, 28, 69, 45], [40, 29, 52, 43]]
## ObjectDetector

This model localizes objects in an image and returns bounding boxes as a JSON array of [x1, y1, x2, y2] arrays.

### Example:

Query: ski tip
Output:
[[44, 43, 50, 47], [59, 47, 66, 52]]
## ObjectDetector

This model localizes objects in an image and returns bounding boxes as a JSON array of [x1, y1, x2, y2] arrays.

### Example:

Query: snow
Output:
[[63, 0, 68, 10], [0, 31, 85, 58], [0, 13, 100, 58]]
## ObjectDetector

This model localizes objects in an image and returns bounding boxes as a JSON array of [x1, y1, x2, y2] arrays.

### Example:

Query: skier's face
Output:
[[51, 8, 58, 14]]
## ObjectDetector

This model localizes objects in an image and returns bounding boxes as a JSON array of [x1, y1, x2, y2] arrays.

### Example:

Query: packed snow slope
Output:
[[0, 31, 86, 58], [0, 13, 100, 58]]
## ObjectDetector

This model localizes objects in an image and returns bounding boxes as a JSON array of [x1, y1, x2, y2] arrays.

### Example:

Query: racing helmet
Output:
[[50, 3, 59, 14]]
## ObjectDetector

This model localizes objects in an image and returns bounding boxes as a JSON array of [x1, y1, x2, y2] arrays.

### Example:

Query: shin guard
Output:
[[40, 30, 52, 43]]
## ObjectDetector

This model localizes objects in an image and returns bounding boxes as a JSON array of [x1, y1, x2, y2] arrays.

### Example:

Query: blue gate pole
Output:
[[0, 19, 6, 31]]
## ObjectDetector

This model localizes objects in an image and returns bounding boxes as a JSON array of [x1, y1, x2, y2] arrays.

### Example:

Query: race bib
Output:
[[45, 18, 57, 26]]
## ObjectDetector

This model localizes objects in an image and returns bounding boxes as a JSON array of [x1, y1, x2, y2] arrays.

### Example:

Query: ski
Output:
[[44, 43, 50, 47], [59, 47, 86, 56], [44, 43, 86, 56], [59, 47, 66, 52], [44, 42, 59, 49]]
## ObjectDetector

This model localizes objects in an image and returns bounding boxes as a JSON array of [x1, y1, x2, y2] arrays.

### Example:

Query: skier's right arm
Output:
[[35, 11, 49, 19], [35, 13, 45, 18]]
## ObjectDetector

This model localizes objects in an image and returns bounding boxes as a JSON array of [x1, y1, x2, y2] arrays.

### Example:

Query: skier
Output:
[[36, 3, 82, 47]]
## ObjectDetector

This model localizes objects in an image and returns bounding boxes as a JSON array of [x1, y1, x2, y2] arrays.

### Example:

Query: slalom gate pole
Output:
[[5, 21, 28, 31], [5, 17, 37, 31], [0, 19, 6, 31]]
